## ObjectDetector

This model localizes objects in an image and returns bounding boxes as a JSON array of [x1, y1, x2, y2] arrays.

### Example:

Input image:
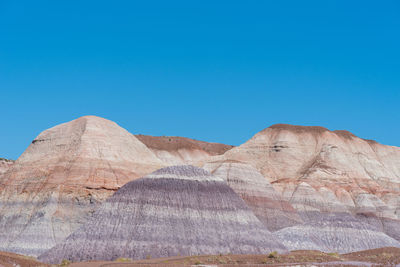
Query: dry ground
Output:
[[69, 248, 400, 267], [2, 248, 400, 267], [0, 251, 47, 267]]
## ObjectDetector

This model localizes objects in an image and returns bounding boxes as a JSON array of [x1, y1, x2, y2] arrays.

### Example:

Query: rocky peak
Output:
[[0, 116, 165, 256]]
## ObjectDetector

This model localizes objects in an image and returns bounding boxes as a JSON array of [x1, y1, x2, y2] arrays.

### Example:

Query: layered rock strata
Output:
[[0, 158, 14, 177], [136, 135, 233, 165], [275, 211, 400, 253], [203, 160, 302, 231], [0, 116, 164, 256], [217, 124, 400, 242], [39, 165, 287, 264]]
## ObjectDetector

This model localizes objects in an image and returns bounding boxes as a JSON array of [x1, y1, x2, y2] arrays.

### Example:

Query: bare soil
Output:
[[3, 247, 400, 267], [0, 251, 48, 267], [68, 247, 400, 267], [343, 247, 400, 266]]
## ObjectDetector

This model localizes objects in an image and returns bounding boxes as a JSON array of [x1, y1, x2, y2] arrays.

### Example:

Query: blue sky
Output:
[[1, 1, 399, 159]]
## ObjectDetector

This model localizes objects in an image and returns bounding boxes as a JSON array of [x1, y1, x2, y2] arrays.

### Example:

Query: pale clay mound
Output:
[[202, 160, 400, 252], [39, 165, 287, 264], [275, 211, 400, 253], [202, 160, 302, 231], [212, 124, 400, 243], [0, 116, 165, 256], [224, 124, 400, 217]]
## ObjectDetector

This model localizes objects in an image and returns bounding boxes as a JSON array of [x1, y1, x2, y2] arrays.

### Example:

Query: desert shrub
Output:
[[194, 260, 202, 265], [381, 252, 391, 258], [115, 257, 132, 262], [218, 258, 227, 264], [60, 259, 70, 266], [0, 158, 14, 162], [268, 251, 278, 258], [327, 252, 339, 257]]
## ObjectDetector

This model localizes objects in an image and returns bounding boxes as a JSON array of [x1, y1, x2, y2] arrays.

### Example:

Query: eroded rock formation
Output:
[[275, 212, 400, 253], [39, 165, 287, 264], [214, 124, 400, 249], [202, 160, 302, 231], [0, 116, 165, 256], [2, 117, 400, 256]]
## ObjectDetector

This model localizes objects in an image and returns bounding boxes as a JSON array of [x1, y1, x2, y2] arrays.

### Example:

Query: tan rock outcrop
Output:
[[0, 159, 13, 177], [214, 124, 400, 247], [0, 116, 165, 256], [220, 124, 400, 220]]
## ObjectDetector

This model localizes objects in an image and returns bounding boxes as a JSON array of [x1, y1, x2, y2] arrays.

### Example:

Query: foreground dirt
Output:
[[67, 247, 400, 267], [3, 247, 400, 267], [0, 251, 47, 267], [343, 247, 400, 265]]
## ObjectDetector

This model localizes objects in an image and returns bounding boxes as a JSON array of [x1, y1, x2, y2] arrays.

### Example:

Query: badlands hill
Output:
[[213, 123, 400, 251], [39, 165, 286, 264], [0, 116, 235, 257], [0, 116, 165, 256], [136, 134, 233, 164], [1, 116, 400, 258], [219, 123, 400, 219]]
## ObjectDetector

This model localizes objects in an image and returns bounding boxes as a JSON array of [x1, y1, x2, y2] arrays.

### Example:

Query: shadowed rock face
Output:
[[136, 135, 234, 165], [0, 116, 165, 256], [39, 165, 287, 264], [203, 161, 302, 231]]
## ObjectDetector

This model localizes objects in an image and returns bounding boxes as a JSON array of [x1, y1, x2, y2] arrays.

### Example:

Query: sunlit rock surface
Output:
[[275, 211, 400, 253], [39, 165, 287, 264], [203, 160, 302, 231], [215, 124, 400, 243], [2, 118, 400, 257], [0, 116, 164, 256], [0, 158, 13, 177]]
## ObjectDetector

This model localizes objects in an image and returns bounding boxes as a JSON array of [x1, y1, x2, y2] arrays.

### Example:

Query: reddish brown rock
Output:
[[136, 135, 233, 165]]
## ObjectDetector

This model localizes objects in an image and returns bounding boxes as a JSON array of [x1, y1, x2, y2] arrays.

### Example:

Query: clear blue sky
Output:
[[1, 1, 399, 159]]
